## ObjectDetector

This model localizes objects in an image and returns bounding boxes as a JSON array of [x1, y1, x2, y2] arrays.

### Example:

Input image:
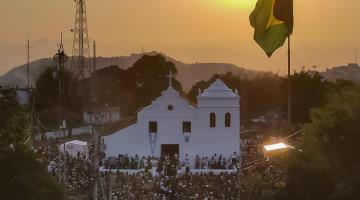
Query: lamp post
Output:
[[263, 142, 302, 153], [263, 142, 289, 151], [87, 110, 100, 200]]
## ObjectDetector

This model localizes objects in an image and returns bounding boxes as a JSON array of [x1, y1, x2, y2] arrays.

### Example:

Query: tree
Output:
[[0, 89, 29, 148], [187, 72, 283, 124], [282, 151, 335, 200], [284, 70, 332, 124], [129, 54, 183, 113], [87, 54, 184, 116], [35, 66, 81, 111], [35, 66, 82, 128], [0, 146, 65, 200], [282, 87, 360, 200], [0, 89, 65, 200], [241, 171, 277, 200]]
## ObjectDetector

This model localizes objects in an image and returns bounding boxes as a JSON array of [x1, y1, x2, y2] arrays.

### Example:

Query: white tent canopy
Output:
[[59, 140, 89, 158]]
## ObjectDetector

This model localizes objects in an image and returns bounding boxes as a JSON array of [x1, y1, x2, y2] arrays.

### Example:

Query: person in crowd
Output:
[[195, 155, 200, 169]]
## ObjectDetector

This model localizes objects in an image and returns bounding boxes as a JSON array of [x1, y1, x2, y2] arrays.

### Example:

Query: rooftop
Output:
[[198, 79, 238, 98]]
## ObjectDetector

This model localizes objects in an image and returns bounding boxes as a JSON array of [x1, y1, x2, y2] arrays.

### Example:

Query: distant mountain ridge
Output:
[[2, 52, 359, 91], [0, 51, 261, 91]]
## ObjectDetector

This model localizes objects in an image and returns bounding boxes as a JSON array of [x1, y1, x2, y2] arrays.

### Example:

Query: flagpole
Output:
[[287, 36, 292, 126]]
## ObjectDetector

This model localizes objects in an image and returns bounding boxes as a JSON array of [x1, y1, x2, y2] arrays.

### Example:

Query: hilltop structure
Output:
[[102, 75, 240, 164], [322, 63, 360, 83]]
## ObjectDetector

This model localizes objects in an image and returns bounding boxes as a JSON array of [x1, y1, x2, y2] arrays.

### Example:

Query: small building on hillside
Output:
[[83, 106, 121, 125], [102, 77, 241, 163]]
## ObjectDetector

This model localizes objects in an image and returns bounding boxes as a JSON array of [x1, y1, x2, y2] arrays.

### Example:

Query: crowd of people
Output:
[[241, 136, 266, 168], [100, 171, 239, 200], [35, 143, 92, 198], [102, 153, 239, 172], [33, 131, 288, 199]]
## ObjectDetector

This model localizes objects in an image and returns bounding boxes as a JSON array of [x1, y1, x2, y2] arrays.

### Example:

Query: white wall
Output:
[[83, 109, 121, 125], [103, 123, 150, 157], [102, 85, 241, 164], [196, 87, 241, 156], [34, 126, 92, 141], [104, 87, 198, 158]]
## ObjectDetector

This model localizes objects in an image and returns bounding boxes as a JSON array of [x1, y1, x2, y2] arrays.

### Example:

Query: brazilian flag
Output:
[[250, 0, 293, 57]]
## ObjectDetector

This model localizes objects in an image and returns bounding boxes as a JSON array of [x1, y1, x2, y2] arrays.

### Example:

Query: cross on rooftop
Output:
[[167, 71, 175, 87]]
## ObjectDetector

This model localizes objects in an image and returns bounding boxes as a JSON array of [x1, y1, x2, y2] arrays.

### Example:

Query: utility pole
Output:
[[53, 34, 69, 183], [26, 35, 31, 88], [108, 173, 113, 200], [93, 40, 97, 72], [25, 35, 35, 148], [237, 130, 242, 200], [90, 40, 100, 200], [287, 37, 292, 126]]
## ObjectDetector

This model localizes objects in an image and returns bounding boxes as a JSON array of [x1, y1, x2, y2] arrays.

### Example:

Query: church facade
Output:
[[102, 78, 240, 162]]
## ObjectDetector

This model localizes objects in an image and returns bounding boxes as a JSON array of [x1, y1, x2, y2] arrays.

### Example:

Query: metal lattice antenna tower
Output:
[[71, 0, 91, 79]]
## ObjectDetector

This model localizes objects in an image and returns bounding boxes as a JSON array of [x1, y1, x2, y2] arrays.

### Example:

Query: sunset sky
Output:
[[0, 0, 359, 75]]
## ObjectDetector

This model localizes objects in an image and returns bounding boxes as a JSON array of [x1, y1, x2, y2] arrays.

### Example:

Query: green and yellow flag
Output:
[[250, 0, 293, 57]]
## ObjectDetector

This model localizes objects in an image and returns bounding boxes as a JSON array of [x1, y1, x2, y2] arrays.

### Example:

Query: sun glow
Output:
[[217, 0, 256, 10]]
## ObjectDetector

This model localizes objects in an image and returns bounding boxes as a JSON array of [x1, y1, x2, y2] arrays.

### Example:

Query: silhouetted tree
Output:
[[187, 72, 283, 124], [85, 54, 184, 116], [35, 66, 81, 111], [0, 90, 65, 200], [284, 71, 332, 124], [281, 87, 360, 200]]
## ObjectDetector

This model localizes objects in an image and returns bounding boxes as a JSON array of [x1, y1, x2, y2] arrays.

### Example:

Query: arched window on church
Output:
[[225, 113, 231, 127], [210, 113, 216, 128]]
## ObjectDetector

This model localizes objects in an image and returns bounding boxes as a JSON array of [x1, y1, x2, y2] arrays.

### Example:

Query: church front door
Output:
[[161, 144, 179, 158]]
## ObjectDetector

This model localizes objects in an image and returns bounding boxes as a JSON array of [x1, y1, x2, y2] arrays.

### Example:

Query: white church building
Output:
[[102, 76, 240, 163]]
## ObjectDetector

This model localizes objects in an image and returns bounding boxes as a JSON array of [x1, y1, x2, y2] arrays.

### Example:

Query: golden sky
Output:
[[0, 0, 359, 75]]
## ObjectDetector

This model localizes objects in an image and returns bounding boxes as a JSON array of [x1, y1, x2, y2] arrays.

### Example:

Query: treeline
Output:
[[188, 69, 355, 125], [35, 54, 356, 127], [35, 54, 183, 127]]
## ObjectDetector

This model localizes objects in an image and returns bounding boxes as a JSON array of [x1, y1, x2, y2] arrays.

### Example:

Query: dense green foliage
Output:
[[0, 89, 65, 200], [282, 87, 360, 200], [0, 89, 29, 147], [289, 71, 332, 123], [0, 146, 65, 200]]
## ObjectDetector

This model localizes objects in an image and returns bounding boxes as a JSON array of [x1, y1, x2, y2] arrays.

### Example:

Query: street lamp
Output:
[[264, 142, 303, 153], [263, 142, 288, 152]]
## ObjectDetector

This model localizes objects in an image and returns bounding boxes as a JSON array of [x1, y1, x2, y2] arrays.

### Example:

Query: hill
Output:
[[320, 63, 360, 84], [0, 51, 260, 91]]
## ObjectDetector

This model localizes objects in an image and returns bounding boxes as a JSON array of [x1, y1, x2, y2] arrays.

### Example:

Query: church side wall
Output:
[[103, 123, 150, 158]]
